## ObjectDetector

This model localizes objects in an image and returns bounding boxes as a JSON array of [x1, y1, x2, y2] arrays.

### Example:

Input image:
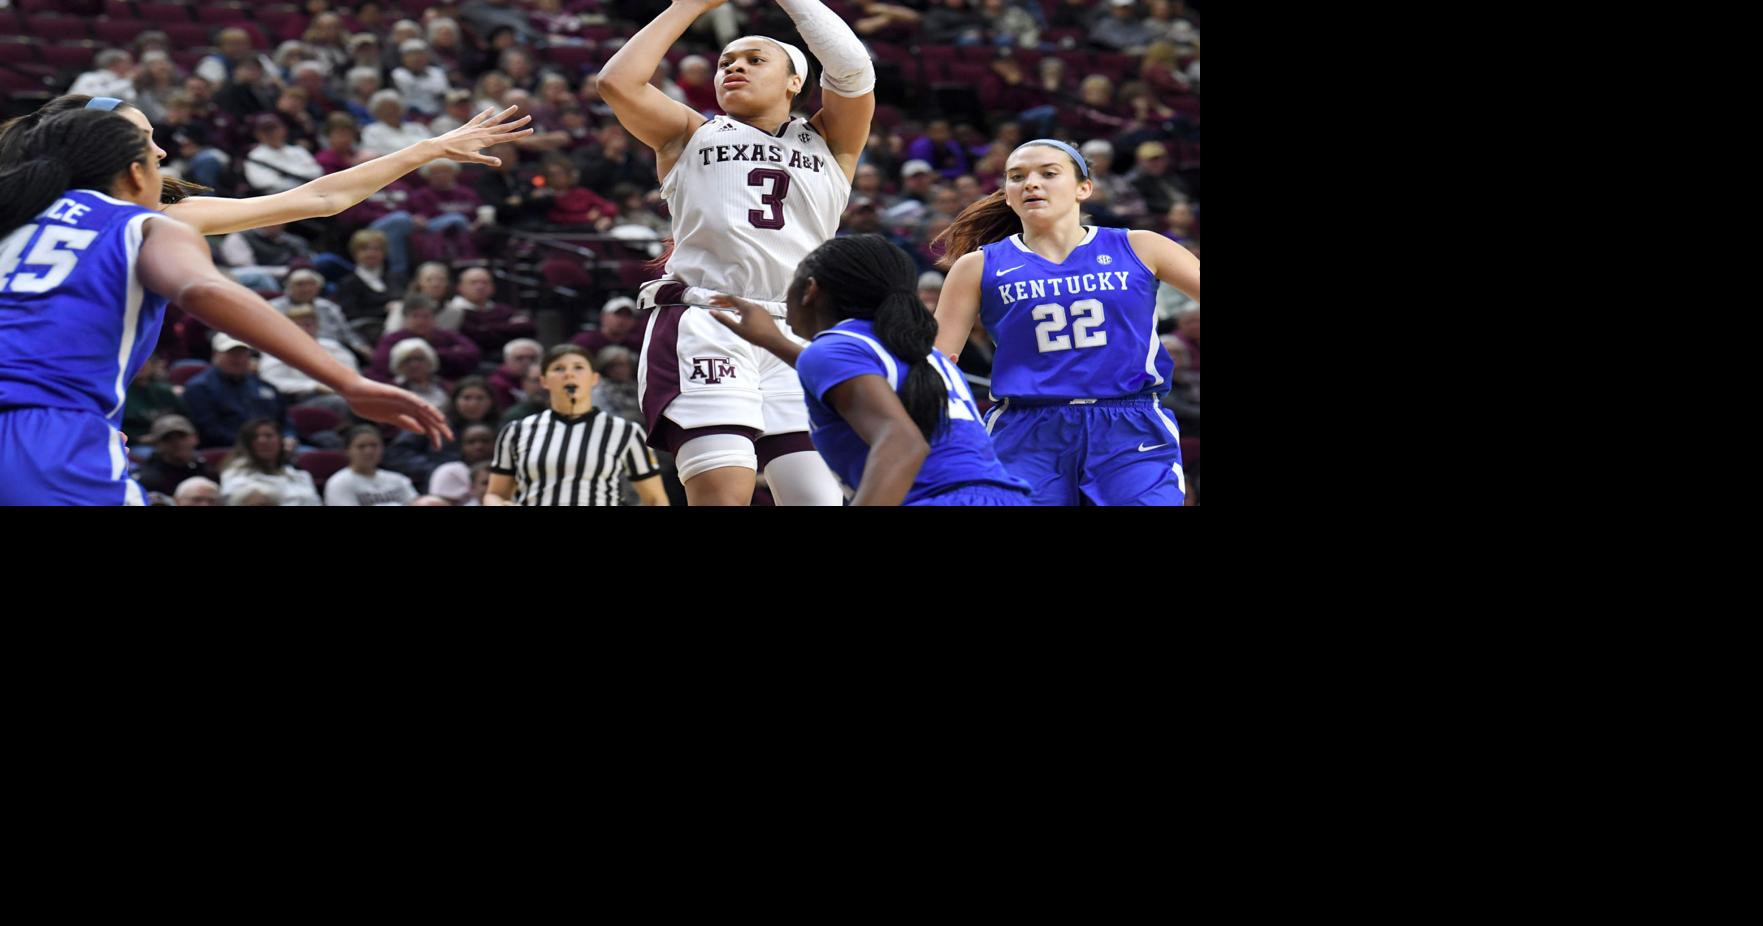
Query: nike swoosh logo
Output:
[[995, 266, 1025, 277], [1138, 442, 1170, 452]]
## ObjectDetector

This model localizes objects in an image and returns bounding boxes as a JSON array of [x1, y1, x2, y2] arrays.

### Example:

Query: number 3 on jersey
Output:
[[0, 224, 99, 294], [1031, 299, 1108, 353], [747, 168, 790, 230]]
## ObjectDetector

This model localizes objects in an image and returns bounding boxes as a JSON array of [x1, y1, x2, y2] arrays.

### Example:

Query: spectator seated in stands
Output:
[[316, 112, 372, 175], [499, 364, 549, 424], [256, 304, 357, 428], [270, 269, 373, 363], [244, 114, 325, 196], [407, 160, 487, 264], [382, 376, 500, 487], [219, 418, 323, 507], [135, 415, 218, 498], [393, 39, 451, 117], [677, 55, 719, 115], [387, 338, 451, 409], [371, 296, 482, 382], [361, 89, 434, 158], [123, 353, 191, 445], [342, 65, 384, 125], [324, 425, 420, 506], [197, 27, 279, 90], [1091, 0, 1161, 54], [922, 0, 987, 46], [591, 346, 642, 425], [907, 120, 972, 180], [333, 229, 408, 322], [426, 460, 480, 506], [573, 125, 652, 198], [183, 334, 290, 449], [571, 296, 645, 354], [1078, 139, 1150, 227], [69, 49, 138, 104], [386, 262, 460, 332], [487, 338, 543, 409], [173, 476, 221, 507], [425, 18, 472, 75], [1126, 139, 1192, 216], [214, 58, 279, 129], [426, 89, 479, 138], [980, 0, 1040, 48], [450, 266, 534, 355]]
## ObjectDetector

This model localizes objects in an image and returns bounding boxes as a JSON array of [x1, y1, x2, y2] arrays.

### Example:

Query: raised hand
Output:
[[340, 378, 455, 449], [429, 106, 536, 167]]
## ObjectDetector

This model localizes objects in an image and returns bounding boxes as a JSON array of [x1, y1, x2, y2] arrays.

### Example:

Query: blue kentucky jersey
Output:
[[0, 189, 171, 427], [978, 225, 1172, 401], [795, 318, 1030, 504]]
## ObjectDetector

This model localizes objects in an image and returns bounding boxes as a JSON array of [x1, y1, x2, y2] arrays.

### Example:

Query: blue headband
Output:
[[85, 97, 126, 112], [1014, 139, 1090, 180]]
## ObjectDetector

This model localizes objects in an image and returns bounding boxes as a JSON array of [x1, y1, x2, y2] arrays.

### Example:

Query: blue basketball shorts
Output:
[[909, 482, 1035, 506], [0, 407, 146, 506], [983, 396, 1186, 506]]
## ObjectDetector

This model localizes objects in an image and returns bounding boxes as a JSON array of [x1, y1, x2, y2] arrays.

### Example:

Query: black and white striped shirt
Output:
[[491, 408, 661, 506]]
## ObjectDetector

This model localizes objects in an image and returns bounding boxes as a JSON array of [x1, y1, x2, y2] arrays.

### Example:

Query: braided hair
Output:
[[797, 234, 946, 442], [0, 109, 154, 239]]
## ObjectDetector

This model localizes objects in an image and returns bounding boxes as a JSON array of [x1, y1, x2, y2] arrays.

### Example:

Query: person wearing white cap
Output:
[[598, 0, 877, 506]]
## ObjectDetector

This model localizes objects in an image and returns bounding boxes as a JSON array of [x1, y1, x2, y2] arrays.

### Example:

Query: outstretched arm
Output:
[[136, 218, 452, 447], [161, 107, 532, 236]]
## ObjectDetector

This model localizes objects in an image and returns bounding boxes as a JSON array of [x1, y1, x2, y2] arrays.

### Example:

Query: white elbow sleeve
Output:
[[776, 0, 876, 98]]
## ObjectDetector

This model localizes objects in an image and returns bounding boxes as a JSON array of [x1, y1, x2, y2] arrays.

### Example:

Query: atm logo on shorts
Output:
[[689, 356, 738, 384]]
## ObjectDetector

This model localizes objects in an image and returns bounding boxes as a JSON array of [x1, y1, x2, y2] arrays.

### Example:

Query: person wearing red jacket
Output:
[[370, 296, 482, 381]]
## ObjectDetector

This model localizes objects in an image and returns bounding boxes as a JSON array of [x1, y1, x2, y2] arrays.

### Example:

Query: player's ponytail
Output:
[[932, 190, 1019, 270], [800, 234, 946, 442], [0, 95, 211, 204], [0, 109, 153, 238]]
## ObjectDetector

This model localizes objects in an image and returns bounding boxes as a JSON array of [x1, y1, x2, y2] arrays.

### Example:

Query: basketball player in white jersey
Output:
[[599, 0, 875, 506]]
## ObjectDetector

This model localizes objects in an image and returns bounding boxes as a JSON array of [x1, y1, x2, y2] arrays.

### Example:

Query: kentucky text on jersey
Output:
[[697, 144, 828, 173], [976, 225, 1172, 401], [995, 270, 1136, 305]]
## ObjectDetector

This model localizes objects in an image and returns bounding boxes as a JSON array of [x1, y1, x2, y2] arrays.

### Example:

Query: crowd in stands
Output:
[[1, 0, 1199, 504]]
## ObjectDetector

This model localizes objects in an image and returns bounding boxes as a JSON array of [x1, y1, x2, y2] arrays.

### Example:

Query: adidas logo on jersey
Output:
[[717, 122, 738, 133]]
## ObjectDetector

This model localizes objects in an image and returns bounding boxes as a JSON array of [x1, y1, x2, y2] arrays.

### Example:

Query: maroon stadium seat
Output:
[[169, 361, 210, 386], [162, 22, 211, 48], [289, 406, 342, 442], [18, 0, 69, 14], [94, 19, 151, 47], [199, 447, 230, 468], [136, 2, 195, 23], [101, 0, 138, 18], [29, 16, 94, 43], [0, 68, 50, 95], [295, 450, 348, 491], [41, 43, 102, 72]]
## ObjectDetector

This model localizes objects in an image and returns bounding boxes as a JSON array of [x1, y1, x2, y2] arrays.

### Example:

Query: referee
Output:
[[485, 345, 669, 506]]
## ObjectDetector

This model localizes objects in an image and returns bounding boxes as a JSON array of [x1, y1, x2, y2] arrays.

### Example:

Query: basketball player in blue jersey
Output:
[[932, 140, 1202, 506], [0, 109, 449, 506], [708, 235, 1032, 506], [0, 94, 531, 237]]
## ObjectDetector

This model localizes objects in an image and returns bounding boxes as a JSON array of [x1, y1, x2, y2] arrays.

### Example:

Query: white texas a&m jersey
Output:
[[660, 114, 851, 304]]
